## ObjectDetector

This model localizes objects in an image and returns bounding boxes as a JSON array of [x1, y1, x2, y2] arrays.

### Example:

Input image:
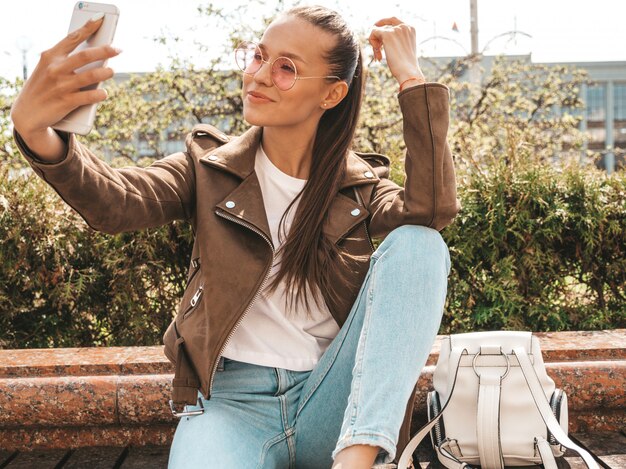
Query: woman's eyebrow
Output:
[[258, 43, 307, 64]]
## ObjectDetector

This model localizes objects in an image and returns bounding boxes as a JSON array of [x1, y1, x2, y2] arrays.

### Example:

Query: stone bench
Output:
[[0, 330, 624, 463]]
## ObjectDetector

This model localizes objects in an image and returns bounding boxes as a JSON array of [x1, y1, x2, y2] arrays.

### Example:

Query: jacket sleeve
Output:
[[367, 82, 462, 238], [12, 127, 197, 235]]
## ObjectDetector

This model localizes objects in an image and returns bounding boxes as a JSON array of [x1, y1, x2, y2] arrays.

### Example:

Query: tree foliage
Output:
[[0, 2, 623, 348]]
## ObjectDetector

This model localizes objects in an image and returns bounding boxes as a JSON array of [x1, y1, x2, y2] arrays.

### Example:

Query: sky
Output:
[[1, 0, 624, 80]]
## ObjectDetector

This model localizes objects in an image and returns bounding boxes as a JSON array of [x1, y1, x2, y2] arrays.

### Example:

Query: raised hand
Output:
[[368, 17, 426, 88], [10, 13, 121, 137]]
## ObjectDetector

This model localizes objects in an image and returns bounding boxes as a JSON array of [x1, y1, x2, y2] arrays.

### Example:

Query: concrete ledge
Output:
[[0, 330, 624, 451]]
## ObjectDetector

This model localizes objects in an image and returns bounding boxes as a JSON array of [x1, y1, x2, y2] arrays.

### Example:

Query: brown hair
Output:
[[263, 5, 368, 319]]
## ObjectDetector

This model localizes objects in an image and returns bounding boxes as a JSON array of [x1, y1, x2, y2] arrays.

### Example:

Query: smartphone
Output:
[[51, 2, 119, 135]]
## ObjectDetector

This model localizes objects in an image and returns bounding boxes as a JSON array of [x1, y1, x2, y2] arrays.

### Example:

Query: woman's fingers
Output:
[[367, 18, 422, 83], [368, 25, 395, 61], [368, 27, 384, 61], [64, 66, 115, 92], [10, 13, 118, 136], [374, 16, 403, 27], [50, 13, 105, 57], [70, 87, 109, 108], [368, 17, 405, 61], [58, 44, 121, 75], [370, 16, 404, 60]]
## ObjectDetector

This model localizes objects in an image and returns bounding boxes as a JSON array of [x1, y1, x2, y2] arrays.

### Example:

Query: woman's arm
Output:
[[13, 127, 197, 235], [10, 12, 196, 235], [365, 17, 461, 238], [366, 82, 461, 238]]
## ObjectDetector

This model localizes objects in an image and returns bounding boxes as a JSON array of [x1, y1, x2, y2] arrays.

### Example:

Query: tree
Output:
[[1, 2, 622, 348]]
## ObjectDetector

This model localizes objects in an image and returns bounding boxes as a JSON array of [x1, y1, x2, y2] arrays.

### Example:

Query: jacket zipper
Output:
[[353, 187, 375, 252], [209, 208, 275, 395], [183, 285, 204, 320], [187, 257, 201, 285]]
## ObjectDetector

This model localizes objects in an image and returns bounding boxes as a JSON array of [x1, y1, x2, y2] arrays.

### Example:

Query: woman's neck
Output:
[[261, 122, 318, 180]]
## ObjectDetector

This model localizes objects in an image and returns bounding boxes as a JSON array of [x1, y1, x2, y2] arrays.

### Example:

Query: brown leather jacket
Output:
[[13, 81, 461, 463]]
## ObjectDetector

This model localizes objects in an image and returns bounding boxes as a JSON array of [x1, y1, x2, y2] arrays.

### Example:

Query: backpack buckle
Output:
[[471, 350, 511, 379]]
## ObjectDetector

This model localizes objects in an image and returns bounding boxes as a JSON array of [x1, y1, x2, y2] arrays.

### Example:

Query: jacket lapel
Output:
[[215, 172, 273, 246], [193, 124, 380, 244]]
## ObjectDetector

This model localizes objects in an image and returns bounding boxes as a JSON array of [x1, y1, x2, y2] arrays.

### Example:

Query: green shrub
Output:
[[1, 155, 624, 349], [0, 165, 192, 348], [2, 18, 622, 347], [442, 157, 626, 332]]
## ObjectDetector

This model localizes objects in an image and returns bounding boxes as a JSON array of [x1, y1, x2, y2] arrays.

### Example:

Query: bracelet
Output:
[[399, 76, 426, 92]]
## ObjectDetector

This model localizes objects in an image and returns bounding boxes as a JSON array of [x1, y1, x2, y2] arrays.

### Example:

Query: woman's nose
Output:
[[253, 60, 274, 87]]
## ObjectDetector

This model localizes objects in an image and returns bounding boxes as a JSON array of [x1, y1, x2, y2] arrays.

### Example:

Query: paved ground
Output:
[[0, 431, 623, 468]]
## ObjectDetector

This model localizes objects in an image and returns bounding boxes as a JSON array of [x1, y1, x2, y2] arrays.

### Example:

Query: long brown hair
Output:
[[263, 5, 368, 319]]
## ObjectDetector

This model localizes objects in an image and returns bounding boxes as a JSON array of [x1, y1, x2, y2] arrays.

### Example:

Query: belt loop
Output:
[[217, 356, 225, 371], [170, 322, 201, 410]]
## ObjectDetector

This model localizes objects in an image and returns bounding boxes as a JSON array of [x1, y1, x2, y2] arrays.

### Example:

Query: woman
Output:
[[10, 4, 460, 468]]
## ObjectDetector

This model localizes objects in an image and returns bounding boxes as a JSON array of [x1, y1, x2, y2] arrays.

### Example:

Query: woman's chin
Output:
[[243, 108, 271, 127]]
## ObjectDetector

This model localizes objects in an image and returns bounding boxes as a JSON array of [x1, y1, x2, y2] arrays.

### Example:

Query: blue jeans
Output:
[[168, 225, 451, 468]]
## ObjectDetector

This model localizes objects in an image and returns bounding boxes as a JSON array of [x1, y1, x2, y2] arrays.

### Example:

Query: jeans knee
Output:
[[375, 225, 450, 274]]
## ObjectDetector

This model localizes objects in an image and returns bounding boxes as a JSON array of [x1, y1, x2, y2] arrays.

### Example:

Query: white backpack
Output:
[[394, 331, 599, 469]]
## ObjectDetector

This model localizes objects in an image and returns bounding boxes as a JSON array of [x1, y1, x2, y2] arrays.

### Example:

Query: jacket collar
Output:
[[189, 124, 378, 245], [192, 124, 380, 190]]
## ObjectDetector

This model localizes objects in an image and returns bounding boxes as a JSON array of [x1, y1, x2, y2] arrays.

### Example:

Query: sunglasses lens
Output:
[[272, 57, 297, 90], [235, 42, 262, 74]]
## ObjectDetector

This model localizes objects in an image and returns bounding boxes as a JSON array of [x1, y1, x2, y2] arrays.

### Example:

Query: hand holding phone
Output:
[[10, 2, 120, 139], [53, 2, 120, 135]]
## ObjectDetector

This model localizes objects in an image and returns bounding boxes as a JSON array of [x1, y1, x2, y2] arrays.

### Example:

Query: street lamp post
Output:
[[15, 36, 33, 80]]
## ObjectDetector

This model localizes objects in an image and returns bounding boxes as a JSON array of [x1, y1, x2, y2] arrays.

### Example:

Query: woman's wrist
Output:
[[398, 74, 426, 92], [17, 127, 68, 164]]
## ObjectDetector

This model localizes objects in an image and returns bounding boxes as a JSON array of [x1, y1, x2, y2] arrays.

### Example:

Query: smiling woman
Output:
[[9, 3, 459, 469]]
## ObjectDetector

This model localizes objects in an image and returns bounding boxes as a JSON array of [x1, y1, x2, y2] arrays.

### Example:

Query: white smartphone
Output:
[[51, 1, 119, 135]]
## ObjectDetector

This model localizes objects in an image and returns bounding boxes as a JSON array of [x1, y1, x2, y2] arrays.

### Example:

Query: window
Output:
[[587, 127, 606, 150], [614, 123, 626, 146], [586, 84, 606, 122], [615, 83, 626, 121]]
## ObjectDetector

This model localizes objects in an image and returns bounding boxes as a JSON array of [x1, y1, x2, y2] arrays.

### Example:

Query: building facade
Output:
[[420, 55, 626, 173], [110, 57, 626, 173]]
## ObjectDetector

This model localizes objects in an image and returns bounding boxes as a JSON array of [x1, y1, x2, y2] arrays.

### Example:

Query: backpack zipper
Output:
[[548, 389, 563, 445], [209, 208, 275, 395], [431, 391, 444, 446]]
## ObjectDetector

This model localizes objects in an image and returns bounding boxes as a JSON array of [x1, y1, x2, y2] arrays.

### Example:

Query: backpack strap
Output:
[[513, 347, 599, 469], [476, 379, 503, 468], [396, 348, 470, 469], [475, 349, 506, 469], [535, 436, 559, 469]]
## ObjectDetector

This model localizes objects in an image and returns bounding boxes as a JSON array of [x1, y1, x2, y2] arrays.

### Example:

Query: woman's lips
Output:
[[247, 91, 273, 104]]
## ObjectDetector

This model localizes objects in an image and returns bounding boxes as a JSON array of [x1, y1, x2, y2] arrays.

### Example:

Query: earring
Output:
[[322, 103, 327, 108]]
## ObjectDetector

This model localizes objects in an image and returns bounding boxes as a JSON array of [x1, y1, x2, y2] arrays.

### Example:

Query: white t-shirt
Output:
[[221, 143, 341, 371]]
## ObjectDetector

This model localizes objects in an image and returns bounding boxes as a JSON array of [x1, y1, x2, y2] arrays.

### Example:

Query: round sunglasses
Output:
[[234, 41, 341, 91]]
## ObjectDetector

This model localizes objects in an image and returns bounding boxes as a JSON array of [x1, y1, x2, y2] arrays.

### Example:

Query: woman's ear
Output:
[[321, 81, 349, 110]]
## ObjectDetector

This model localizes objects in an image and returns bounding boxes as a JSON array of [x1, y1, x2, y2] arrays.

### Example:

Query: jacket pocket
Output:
[[182, 284, 204, 320], [163, 257, 203, 363], [181, 256, 203, 320]]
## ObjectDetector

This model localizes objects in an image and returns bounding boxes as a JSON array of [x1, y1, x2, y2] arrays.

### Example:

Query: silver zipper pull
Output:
[[190, 286, 203, 307]]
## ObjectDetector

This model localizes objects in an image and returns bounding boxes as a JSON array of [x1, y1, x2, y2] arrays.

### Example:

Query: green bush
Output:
[[1, 155, 624, 349], [0, 165, 193, 348], [1, 7, 623, 347], [442, 157, 626, 333]]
